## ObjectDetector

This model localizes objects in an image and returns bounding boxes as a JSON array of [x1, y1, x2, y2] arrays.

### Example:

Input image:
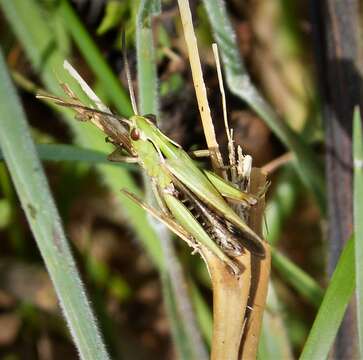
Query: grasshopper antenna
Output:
[[122, 31, 139, 115]]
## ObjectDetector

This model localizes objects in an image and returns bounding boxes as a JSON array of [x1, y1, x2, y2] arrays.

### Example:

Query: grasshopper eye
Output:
[[143, 114, 157, 125], [130, 128, 140, 141]]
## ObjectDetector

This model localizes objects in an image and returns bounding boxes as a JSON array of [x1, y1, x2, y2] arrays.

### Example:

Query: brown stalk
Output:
[[200, 169, 269, 360], [261, 152, 293, 174], [176, 1, 271, 358], [239, 169, 270, 359], [202, 249, 251, 360], [177, 0, 225, 177]]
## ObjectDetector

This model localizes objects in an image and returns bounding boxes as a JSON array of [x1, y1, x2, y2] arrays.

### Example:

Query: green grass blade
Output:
[[1, 0, 164, 270], [162, 272, 196, 359], [353, 106, 363, 355], [0, 143, 134, 168], [265, 165, 323, 308], [59, 0, 133, 117], [35, 143, 125, 164], [272, 249, 323, 308], [258, 168, 301, 358], [0, 144, 107, 165], [202, 0, 326, 212], [259, 166, 322, 356], [258, 284, 293, 360], [136, 0, 161, 116], [0, 49, 110, 360], [300, 236, 355, 360], [190, 282, 213, 345], [264, 166, 302, 246]]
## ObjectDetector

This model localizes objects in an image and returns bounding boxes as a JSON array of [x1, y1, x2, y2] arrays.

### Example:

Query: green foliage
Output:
[[0, 198, 11, 229], [353, 107, 363, 356], [97, 1, 124, 35], [0, 48, 110, 360], [0, 143, 134, 168], [272, 249, 323, 308], [59, 0, 133, 117], [300, 237, 355, 359]]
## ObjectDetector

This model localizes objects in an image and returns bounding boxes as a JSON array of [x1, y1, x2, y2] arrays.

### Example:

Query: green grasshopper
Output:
[[37, 60, 265, 275]]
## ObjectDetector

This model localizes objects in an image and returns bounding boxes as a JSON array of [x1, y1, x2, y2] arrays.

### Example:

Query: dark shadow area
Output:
[[309, 1, 362, 358]]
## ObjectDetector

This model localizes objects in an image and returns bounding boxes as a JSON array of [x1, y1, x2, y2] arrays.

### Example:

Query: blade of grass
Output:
[[162, 272, 196, 359], [0, 163, 25, 254], [300, 236, 355, 360], [136, 1, 208, 358], [259, 166, 318, 355], [136, 0, 160, 116], [202, 0, 326, 212], [272, 249, 323, 308], [264, 166, 302, 246], [0, 48, 110, 360], [353, 106, 363, 355], [35, 144, 131, 165], [0, 143, 134, 168], [258, 284, 293, 360], [190, 282, 213, 346], [58, 0, 133, 117], [265, 165, 323, 307]]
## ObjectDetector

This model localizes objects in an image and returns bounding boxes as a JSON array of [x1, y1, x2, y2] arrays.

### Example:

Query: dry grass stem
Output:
[[240, 169, 271, 359], [262, 152, 293, 174], [177, 0, 224, 175], [202, 249, 251, 360], [202, 169, 269, 360], [177, 3, 271, 357]]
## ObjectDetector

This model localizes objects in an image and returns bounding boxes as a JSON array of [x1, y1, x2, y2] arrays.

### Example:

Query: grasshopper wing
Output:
[[165, 153, 265, 256], [203, 170, 257, 206], [162, 193, 242, 275], [122, 190, 242, 275]]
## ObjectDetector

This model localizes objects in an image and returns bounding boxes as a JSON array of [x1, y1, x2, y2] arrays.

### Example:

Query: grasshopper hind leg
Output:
[[121, 190, 200, 253], [226, 221, 265, 257]]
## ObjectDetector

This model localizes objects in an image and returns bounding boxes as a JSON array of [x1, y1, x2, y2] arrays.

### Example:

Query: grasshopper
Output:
[[37, 60, 265, 275]]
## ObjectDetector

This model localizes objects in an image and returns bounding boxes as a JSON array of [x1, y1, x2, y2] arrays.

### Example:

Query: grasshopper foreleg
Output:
[[107, 147, 139, 164]]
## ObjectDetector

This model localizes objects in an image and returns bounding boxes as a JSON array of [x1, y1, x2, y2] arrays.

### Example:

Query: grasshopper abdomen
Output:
[[174, 179, 245, 257]]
